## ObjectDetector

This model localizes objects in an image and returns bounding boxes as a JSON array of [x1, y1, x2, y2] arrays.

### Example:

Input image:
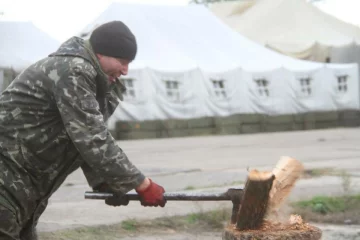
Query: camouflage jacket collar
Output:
[[49, 37, 126, 101], [84, 40, 127, 101]]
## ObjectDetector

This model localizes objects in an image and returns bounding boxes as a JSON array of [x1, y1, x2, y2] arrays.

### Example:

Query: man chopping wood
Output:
[[0, 21, 166, 240]]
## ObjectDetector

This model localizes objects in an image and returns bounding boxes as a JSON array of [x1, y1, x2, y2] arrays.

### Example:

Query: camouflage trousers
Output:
[[0, 205, 37, 240]]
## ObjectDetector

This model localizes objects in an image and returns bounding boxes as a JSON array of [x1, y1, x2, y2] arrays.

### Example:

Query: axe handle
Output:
[[85, 191, 232, 201]]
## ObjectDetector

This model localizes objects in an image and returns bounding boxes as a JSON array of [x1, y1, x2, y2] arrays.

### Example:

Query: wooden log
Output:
[[236, 170, 275, 230]]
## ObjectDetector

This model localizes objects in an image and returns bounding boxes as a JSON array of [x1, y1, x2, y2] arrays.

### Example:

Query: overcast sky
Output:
[[312, 0, 360, 27], [0, 0, 190, 42], [0, 0, 359, 43]]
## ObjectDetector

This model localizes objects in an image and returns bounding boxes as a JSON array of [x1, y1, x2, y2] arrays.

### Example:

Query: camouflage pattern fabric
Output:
[[0, 201, 38, 240], [0, 37, 145, 238], [0, 204, 21, 239]]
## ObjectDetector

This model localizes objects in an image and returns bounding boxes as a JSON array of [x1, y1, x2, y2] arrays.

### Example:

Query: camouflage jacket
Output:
[[0, 37, 145, 227]]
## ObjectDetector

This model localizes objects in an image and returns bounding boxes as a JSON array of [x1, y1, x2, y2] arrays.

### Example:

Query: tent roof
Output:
[[210, 0, 255, 17], [0, 21, 60, 70], [79, 3, 346, 73], [210, 0, 360, 51]]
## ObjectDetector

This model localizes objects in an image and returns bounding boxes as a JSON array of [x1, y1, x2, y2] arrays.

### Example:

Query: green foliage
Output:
[[294, 195, 360, 214]]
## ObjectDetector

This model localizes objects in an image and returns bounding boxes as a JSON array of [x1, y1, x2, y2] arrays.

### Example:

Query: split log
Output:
[[236, 170, 275, 230], [267, 156, 304, 216]]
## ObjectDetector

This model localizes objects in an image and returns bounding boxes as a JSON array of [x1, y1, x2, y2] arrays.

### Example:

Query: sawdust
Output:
[[257, 220, 315, 232], [229, 215, 318, 232], [228, 220, 317, 233], [223, 216, 322, 240]]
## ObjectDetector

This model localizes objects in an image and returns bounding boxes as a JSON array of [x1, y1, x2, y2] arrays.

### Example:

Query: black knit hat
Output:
[[90, 21, 137, 61]]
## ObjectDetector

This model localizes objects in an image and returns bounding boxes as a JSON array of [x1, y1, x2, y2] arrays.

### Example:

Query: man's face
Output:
[[96, 54, 130, 83]]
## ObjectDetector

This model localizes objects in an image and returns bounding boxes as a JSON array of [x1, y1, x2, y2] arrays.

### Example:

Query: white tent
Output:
[[312, 0, 360, 66], [79, 3, 359, 127], [0, 21, 60, 71], [210, 0, 360, 63]]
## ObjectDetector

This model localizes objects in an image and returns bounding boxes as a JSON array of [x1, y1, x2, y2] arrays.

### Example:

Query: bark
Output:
[[236, 170, 275, 230]]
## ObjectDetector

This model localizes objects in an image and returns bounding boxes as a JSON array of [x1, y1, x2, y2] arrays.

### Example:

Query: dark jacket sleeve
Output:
[[80, 159, 105, 189], [54, 64, 145, 194]]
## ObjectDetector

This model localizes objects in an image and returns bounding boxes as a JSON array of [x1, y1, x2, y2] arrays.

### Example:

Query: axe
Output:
[[85, 188, 243, 224]]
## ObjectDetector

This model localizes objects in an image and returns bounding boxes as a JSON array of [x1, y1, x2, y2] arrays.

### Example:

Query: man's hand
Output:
[[136, 178, 166, 207], [94, 182, 129, 207], [105, 195, 129, 207]]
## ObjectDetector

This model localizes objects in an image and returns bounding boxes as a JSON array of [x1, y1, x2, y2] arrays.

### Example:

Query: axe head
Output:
[[225, 188, 243, 224]]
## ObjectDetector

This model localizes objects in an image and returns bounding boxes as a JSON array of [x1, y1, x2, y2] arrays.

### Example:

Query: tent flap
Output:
[[210, 0, 360, 62]]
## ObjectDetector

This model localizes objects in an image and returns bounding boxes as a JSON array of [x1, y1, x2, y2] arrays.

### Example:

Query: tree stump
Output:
[[223, 220, 322, 240], [236, 170, 275, 230]]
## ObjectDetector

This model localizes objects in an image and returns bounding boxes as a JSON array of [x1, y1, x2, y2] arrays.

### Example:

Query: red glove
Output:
[[136, 179, 166, 207]]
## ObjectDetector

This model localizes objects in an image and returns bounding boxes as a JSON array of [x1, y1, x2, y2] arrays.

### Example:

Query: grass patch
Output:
[[292, 195, 360, 224], [39, 208, 231, 240], [121, 219, 138, 231], [184, 185, 196, 190], [184, 209, 230, 229], [294, 195, 359, 214]]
